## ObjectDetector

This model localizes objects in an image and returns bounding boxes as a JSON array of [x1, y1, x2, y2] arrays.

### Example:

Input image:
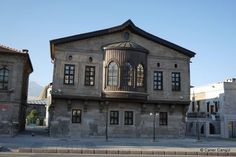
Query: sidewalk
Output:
[[0, 133, 236, 156]]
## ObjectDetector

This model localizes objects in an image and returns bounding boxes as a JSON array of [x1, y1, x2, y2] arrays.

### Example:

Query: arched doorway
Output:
[[209, 123, 215, 134]]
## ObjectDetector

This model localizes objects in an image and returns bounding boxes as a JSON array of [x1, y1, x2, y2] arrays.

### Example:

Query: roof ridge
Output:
[[0, 44, 22, 53]]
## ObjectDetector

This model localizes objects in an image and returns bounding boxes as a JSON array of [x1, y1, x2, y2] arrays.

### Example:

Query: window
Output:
[[110, 111, 119, 125], [85, 66, 95, 86], [153, 71, 163, 90], [107, 62, 118, 86], [192, 102, 195, 112], [172, 72, 181, 91], [207, 102, 210, 113], [159, 112, 168, 126], [197, 101, 200, 112], [124, 62, 133, 86], [136, 64, 144, 87], [124, 111, 133, 125], [214, 101, 218, 112], [64, 64, 75, 85], [0, 66, 9, 90], [72, 109, 81, 123]]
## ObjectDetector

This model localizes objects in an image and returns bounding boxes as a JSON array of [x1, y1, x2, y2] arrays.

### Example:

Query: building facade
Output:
[[0, 45, 33, 135], [49, 20, 195, 137], [186, 78, 236, 138]]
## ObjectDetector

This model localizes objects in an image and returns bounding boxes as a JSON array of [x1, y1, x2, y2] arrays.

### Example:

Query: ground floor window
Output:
[[72, 109, 81, 123], [159, 112, 168, 125], [110, 111, 119, 125], [124, 111, 133, 125]]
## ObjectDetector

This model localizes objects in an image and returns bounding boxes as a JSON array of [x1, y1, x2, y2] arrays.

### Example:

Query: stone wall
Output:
[[50, 100, 186, 138], [0, 54, 30, 134], [53, 30, 191, 102]]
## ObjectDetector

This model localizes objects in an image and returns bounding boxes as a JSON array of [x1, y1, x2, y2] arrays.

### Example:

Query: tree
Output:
[[26, 109, 39, 124]]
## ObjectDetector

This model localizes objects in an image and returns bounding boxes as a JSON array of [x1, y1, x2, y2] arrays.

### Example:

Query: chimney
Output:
[[22, 49, 29, 53]]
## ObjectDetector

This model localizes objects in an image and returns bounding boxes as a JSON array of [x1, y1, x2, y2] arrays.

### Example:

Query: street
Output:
[[0, 153, 219, 157]]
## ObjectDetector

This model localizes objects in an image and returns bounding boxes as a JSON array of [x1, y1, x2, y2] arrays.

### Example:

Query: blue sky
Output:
[[1, 0, 235, 87]]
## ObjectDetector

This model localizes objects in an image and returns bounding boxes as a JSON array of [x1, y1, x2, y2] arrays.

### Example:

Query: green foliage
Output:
[[26, 109, 39, 124]]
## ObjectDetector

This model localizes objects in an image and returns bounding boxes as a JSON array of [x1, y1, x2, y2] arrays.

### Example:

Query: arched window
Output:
[[124, 62, 133, 86], [136, 64, 144, 87], [0, 66, 9, 90], [107, 62, 118, 86]]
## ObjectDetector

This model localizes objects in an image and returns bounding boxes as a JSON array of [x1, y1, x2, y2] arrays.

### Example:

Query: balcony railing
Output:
[[187, 112, 220, 120], [187, 112, 206, 118]]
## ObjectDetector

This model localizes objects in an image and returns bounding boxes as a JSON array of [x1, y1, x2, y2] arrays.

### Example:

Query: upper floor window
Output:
[[72, 109, 81, 123], [124, 62, 133, 87], [0, 66, 9, 90], [107, 61, 118, 86], [136, 64, 144, 87], [159, 112, 168, 126], [172, 72, 181, 91], [85, 66, 95, 86], [153, 71, 163, 90], [64, 64, 75, 85]]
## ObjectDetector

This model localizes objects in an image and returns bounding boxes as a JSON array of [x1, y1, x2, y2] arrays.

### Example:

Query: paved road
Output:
[[0, 153, 219, 157]]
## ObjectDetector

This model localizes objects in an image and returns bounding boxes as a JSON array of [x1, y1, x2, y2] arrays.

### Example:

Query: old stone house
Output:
[[49, 20, 195, 137], [0, 45, 33, 134], [186, 78, 236, 138]]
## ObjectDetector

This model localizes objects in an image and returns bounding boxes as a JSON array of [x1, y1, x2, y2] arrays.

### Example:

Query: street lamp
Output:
[[191, 86, 200, 141], [105, 101, 109, 142], [150, 112, 159, 142], [196, 106, 200, 141]]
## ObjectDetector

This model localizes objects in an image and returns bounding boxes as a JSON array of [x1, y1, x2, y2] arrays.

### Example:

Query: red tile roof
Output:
[[0, 44, 22, 53], [0, 44, 33, 72]]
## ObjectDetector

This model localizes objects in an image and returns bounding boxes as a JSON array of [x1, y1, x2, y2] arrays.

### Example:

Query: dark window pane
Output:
[[153, 71, 163, 90], [159, 112, 168, 126], [84, 66, 95, 86], [124, 111, 133, 125], [172, 72, 181, 91], [107, 62, 118, 86], [72, 109, 81, 123], [64, 64, 75, 85], [110, 111, 119, 125], [137, 64, 144, 87], [0, 67, 9, 90]]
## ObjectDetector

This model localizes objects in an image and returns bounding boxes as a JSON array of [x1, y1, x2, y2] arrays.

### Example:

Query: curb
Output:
[[18, 148, 236, 156]]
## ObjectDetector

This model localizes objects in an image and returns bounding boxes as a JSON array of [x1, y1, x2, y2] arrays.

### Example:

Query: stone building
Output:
[[0, 45, 33, 134], [186, 78, 236, 138], [49, 20, 195, 137]]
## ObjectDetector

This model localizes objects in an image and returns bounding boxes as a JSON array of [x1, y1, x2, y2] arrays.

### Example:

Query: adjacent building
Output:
[[186, 78, 236, 138], [0, 45, 33, 135], [49, 20, 195, 137]]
